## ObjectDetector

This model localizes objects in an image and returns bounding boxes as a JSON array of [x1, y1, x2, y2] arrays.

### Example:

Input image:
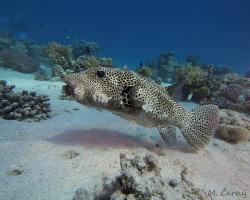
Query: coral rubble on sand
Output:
[[90, 154, 207, 200], [0, 80, 50, 121]]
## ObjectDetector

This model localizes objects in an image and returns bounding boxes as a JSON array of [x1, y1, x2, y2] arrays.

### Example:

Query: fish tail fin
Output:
[[181, 104, 219, 149]]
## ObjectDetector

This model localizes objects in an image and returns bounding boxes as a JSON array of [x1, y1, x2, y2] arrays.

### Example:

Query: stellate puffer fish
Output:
[[63, 67, 219, 149]]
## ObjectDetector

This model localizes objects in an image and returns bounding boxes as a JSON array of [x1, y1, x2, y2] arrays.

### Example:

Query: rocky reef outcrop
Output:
[[0, 32, 45, 73], [0, 80, 51, 121], [0, 48, 39, 73]]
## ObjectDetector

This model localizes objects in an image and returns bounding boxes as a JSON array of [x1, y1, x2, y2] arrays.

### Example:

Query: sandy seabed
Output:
[[0, 67, 250, 200]]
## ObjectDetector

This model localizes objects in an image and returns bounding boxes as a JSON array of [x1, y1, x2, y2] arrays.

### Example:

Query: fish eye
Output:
[[96, 70, 105, 78]]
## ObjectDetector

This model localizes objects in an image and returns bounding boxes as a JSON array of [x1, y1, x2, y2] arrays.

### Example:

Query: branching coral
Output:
[[44, 42, 73, 79], [72, 55, 112, 72], [185, 54, 200, 67], [175, 65, 208, 87], [44, 42, 72, 68], [43, 42, 111, 79], [135, 66, 152, 78]]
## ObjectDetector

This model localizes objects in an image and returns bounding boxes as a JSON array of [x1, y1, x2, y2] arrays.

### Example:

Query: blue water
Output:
[[0, 0, 249, 73]]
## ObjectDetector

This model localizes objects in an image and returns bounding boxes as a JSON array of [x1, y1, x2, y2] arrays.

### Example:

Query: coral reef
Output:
[[219, 109, 250, 130], [175, 65, 220, 101], [44, 42, 73, 79], [0, 32, 111, 80], [185, 54, 200, 67], [94, 154, 207, 200], [157, 51, 178, 82], [34, 64, 52, 81], [72, 55, 112, 73], [212, 65, 233, 76], [135, 65, 152, 78], [203, 75, 250, 113], [71, 39, 99, 58], [0, 32, 14, 50], [173, 63, 250, 113], [215, 124, 249, 143], [96, 153, 167, 200], [175, 65, 208, 87], [22, 39, 46, 63], [0, 31, 45, 64], [43, 42, 112, 80], [0, 80, 51, 121], [215, 109, 250, 143], [245, 68, 250, 78], [0, 48, 39, 73], [147, 51, 179, 83], [45, 42, 72, 68], [191, 87, 211, 101]]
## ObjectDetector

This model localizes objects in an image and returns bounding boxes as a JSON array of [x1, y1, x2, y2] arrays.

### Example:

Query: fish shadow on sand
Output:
[[48, 128, 193, 155]]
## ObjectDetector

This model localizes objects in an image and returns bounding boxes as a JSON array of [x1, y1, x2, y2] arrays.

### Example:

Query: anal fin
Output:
[[158, 125, 177, 146]]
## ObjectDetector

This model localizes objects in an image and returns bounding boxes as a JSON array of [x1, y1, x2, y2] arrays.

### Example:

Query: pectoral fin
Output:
[[158, 125, 177, 146], [121, 85, 143, 109]]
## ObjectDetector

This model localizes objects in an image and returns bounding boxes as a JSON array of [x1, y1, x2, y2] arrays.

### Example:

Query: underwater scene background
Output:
[[0, 0, 250, 200]]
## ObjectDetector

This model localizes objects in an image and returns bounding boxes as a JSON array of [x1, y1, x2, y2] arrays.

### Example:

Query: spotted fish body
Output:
[[63, 67, 219, 149]]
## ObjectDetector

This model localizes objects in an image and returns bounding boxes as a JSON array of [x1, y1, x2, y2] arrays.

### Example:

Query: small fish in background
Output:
[[63, 67, 220, 150]]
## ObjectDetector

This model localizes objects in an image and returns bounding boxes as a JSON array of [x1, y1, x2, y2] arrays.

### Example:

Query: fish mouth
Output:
[[63, 75, 77, 97], [63, 83, 76, 97]]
